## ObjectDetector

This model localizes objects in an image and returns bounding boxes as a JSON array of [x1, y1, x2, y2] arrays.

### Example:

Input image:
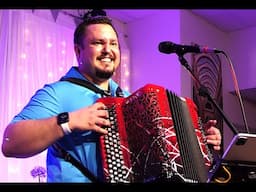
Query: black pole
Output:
[[178, 54, 239, 135]]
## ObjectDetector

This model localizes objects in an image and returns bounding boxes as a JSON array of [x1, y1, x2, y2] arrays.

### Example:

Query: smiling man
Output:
[[1, 9, 222, 183]]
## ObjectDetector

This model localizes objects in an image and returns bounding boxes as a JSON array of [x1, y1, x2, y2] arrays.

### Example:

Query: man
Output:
[[1, 10, 221, 182]]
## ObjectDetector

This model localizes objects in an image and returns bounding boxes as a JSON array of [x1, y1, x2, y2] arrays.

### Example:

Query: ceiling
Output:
[[190, 9, 256, 32], [62, 9, 256, 33], [106, 9, 256, 33]]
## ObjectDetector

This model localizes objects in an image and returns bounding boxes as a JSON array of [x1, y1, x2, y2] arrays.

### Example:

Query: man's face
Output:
[[76, 23, 121, 83]]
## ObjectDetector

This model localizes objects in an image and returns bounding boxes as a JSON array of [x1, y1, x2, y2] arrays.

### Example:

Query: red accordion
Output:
[[97, 84, 213, 183]]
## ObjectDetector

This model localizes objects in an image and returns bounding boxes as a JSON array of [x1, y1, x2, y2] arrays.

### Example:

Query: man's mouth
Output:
[[100, 58, 113, 63]]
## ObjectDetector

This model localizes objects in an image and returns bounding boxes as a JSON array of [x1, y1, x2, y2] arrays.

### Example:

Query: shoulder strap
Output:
[[60, 77, 124, 97], [60, 77, 112, 97], [53, 143, 102, 183]]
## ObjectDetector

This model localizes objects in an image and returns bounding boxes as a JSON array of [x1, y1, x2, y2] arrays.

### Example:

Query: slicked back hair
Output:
[[74, 15, 119, 48]]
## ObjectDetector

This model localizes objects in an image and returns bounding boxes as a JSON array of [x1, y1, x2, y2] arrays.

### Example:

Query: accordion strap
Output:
[[52, 143, 101, 183], [60, 77, 124, 97]]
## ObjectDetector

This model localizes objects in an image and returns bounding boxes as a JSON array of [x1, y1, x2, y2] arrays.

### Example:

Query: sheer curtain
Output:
[[0, 9, 130, 182]]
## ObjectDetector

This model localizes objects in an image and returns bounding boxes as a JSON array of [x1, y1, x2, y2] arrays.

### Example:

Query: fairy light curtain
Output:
[[0, 9, 130, 182]]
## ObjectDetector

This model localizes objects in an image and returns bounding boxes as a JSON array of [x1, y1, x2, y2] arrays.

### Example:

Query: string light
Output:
[[21, 53, 27, 59], [61, 41, 66, 47], [23, 73, 28, 80], [47, 42, 52, 48], [59, 67, 64, 72], [120, 50, 130, 92], [47, 72, 53, 78]]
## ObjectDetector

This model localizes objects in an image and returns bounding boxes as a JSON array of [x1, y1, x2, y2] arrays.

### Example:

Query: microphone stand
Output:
[[177, 54, 239, 136], [178, 53, 240, 182]]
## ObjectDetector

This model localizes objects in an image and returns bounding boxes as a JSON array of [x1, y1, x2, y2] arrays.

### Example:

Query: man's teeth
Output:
[[101, 58, 112, 62]]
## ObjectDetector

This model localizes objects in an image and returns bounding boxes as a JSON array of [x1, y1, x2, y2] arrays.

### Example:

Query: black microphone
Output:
[[158, 41, 222, 54]]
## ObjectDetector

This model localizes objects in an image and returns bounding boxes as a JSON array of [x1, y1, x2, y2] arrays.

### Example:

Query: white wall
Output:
[[228, 27, 256, 90], [126, 10, 182, 94], [226, 27, 256, 138]]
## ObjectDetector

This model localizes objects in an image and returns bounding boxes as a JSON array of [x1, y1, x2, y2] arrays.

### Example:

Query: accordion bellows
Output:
[[97, 84, 213, 183]]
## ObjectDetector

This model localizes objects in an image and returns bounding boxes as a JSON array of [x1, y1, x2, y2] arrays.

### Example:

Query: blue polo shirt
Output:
[[11, 66, 130, 182]]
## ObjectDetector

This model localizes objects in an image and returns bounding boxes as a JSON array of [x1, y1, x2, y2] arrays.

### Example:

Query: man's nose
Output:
[[102, 44, 111, 53]]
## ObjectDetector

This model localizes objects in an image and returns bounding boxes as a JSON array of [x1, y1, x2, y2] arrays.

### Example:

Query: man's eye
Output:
[[94, 41, 102, 45]]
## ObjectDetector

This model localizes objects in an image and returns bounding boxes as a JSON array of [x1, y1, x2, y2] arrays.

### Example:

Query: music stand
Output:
[[221, 133, 256, 165]]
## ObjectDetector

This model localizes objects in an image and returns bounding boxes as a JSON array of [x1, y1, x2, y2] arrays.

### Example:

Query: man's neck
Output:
[[83, 73, 109, 91]]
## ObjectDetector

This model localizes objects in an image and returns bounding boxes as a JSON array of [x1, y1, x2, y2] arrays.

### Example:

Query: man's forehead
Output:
[[86, 24, 117, 39]]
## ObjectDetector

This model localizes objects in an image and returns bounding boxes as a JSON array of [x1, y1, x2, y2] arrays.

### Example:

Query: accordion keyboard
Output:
[[102, 106, 130, 183]]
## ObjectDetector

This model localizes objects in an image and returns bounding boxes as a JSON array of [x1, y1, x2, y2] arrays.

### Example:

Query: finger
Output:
[[207, 140, 220, 151], [206, 127, 220, 136], [205, 119, 217, 129], [94, 102, 108, 110], [90, 117, 109, 134], [95, 118, 111, 127], [206, 132, 221, 142], [97, 108, 109, 118], [213, 145, 221, 151], [207, 138, 221, 145], [94, 125, 108, 135]]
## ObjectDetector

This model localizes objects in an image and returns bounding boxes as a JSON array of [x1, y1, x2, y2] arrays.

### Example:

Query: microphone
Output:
[[158, 41, 222, 54]]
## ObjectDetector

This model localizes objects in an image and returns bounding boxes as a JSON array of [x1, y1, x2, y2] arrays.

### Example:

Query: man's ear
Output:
[[74, 44, 81, 58]]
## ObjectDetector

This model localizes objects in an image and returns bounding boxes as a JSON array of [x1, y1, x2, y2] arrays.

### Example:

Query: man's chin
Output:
[[96, 71, 114, 79]]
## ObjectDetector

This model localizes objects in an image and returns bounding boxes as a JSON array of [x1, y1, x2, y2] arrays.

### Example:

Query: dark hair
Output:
[[74, 9, 118, 47]]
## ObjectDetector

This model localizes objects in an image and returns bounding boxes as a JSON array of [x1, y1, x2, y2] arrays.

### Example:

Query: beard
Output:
[[95, 68, 115, 80]]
